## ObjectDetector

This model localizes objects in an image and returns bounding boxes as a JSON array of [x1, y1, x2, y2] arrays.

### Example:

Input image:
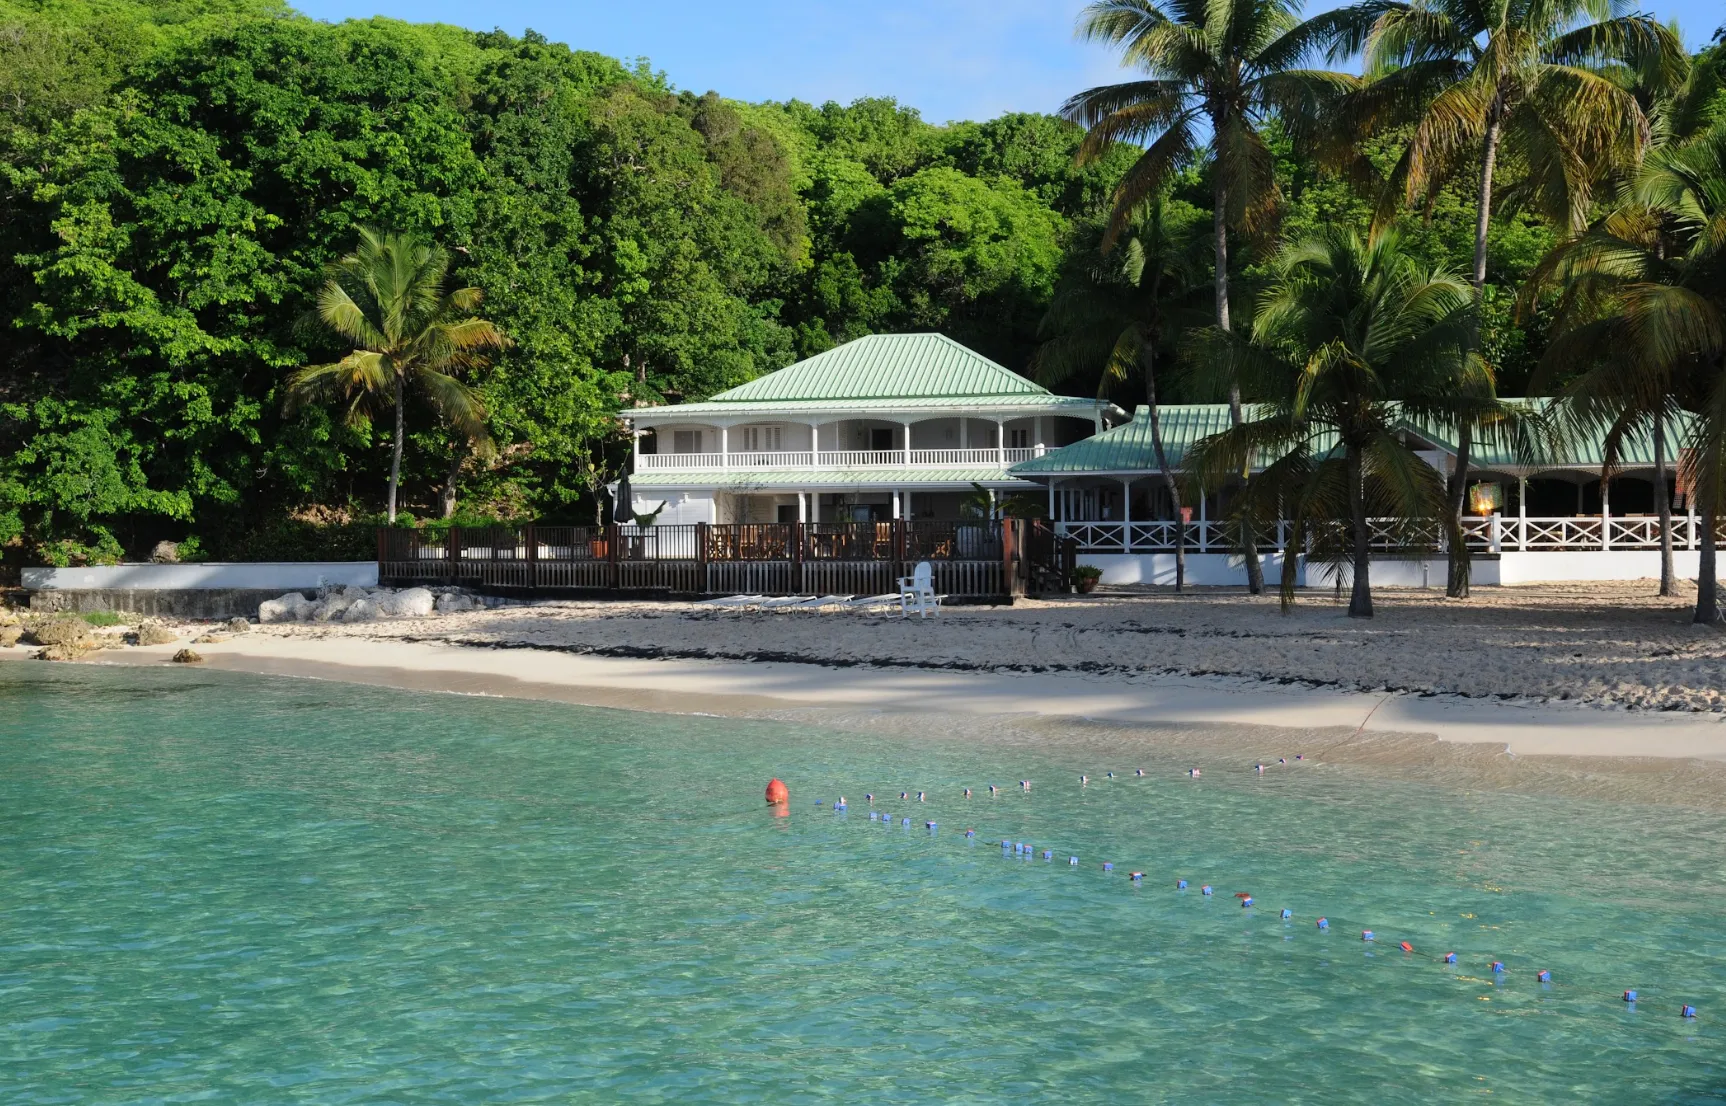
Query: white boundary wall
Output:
[[23, 562, 378, 591], [1082, 552, 1705, 588]]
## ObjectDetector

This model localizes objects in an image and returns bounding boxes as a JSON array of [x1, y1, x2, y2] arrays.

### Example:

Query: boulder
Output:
[[341, 598, 380, 623], [258, 592, 312, 623], [0, 625, 23, 647], [435, 592, 476, 613], [149, 540, 181, 564], [135, 622, 179, 646], [226, 616, 251, 634], [171, 648, 203, 664], [26, 614, 94, 649], [36, 643, 91, 661], [193, 632, 230, 645], [393, 588, 435, 618]]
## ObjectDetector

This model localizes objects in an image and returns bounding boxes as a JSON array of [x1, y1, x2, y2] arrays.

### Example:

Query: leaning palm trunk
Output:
[[1141, 345, 1184, 592], [1653, 407, 1676, 596], [1447, 109, 1500, 600], [1214, 181, 1265, 595], [1444, 421, 1473, 596], [1347, 445, 1373, 618], [1697, 506, 1718, 624], [387, 374, 405, 522]]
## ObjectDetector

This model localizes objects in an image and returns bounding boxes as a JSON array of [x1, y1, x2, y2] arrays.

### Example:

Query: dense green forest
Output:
[[0, 0, 1683, 565]]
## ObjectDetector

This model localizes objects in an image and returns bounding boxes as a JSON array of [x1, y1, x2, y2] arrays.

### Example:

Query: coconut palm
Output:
[[287, 228, 509, 522], [1185, 228, 1485, 616], [1032, 196, 1212, 590], [1531, 126, 1726, 621], [1308, 0, 1686, 596], [1061, 0, 1354, 592]]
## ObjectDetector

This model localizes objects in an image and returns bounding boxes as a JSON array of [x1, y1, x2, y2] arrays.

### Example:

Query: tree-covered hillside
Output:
[[0, 0, 1603, 564]]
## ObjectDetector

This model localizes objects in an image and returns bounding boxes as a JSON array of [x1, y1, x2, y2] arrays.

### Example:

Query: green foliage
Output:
[[79, 610, 121, 626]]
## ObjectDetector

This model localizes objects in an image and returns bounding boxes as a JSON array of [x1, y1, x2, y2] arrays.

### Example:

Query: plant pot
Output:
[[1076, 577, 1099, 594]]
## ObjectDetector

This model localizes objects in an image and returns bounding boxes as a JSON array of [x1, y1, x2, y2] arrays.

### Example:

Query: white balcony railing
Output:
[[1055, 515, 1713, 554], [634, 445, 1049, 472]]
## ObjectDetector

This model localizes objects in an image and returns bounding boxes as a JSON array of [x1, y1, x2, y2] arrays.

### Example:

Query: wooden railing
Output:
[[379, 520, 1063, 598], [1055, 515, 1724, 553], [632, 445, 1050, 471]]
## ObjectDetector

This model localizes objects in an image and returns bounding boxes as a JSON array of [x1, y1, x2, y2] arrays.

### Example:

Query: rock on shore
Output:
[[258, 587, 439, 624]]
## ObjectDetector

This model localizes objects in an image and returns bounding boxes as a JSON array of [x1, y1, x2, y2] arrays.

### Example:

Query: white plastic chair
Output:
[[897, 561, 939, 618]]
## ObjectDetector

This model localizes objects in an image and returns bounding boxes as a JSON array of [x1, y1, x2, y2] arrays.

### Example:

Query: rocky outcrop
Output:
[[135, 622, 179, 646], [171, 648, 203, 664], [258, 592, 314, 623], [259, 586, 456, 624]]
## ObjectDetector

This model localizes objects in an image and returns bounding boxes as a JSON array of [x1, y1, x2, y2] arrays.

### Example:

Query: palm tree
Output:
[[1309, 0, 1686, 596], [1061, 0, 1353, 593], [1032, 197, 1211, 590], [1185, 228, 1482, 616], [1531, 127, 1726, 621], [287, 228, 509, 522]]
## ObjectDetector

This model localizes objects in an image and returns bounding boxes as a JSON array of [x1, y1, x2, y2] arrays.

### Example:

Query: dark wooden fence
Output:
[[378, 520, 1074, 599]]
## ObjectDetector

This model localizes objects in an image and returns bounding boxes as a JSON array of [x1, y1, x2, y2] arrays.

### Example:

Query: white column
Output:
[[810, 421, 820, 464], [1517, 475, 1527, 551], [720, 425, 729, 469], [1122, 478, 1133, 553], [1198, 489, 1209, 552], [631, 426, 641, 471], [1093, 409, 1103, 434], [902, 421, 913, 465], [798, 493, 807, 523], [995, 420, 1005, 465], [1034, 416, 1044, 453], [988, 488, 997, 519], [1601, 476, 1611, 551], [892, 490, 901, 520], [1048, 479, 1056, 521]]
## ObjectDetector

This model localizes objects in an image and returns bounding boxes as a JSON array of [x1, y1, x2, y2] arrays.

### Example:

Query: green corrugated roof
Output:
[[631, 467, 1037, 490], [1011, 400, 1693, 478], [627, 394, 1102, 418], [710, 333, 1047, 402]]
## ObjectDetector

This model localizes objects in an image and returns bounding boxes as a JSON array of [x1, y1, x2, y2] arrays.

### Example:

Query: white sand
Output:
[[41, 581, 1726, 764]]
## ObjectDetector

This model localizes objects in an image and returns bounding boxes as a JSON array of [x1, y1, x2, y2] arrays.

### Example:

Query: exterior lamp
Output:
[[1469, 482, 1502, 515]]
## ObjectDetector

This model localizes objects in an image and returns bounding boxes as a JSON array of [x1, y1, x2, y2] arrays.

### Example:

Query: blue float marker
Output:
[[1280, 909, 1293, 919], [1537, 970, 1551, 983], [900, 817, 910, 827], [1131, 872, 1144, 881], [1683, 1005, 1698, 1018], [814, 799, 823, 806], [1624, 990, 1639, 1003], [1317, 918, 1329, 930], [1107, 772, 1115, 778], [1241, 897, 1254, 908], [1444, 952, 1458, 964], [1176, 880, 1188, 890], [1135, 768, 1144, 777], [1002, 839, 1012, 849], [1491, 961, 1505, 974], [900, 792, 908, 800], [1201, 885, 1213, 896], [1103, 862, 1114, 872], [1042, 850, 1053, 860], [964, 829, 975, 838], [835, 798, 846, 810], [1362, 931, 1375, 942], [866, 794, 874, 804], [1069, 856, 1079, 866], [918, 792, 926, 802], [869, 811, 878, 821], [926, 821, 937, 830], [1080, 775, 1088, 785]]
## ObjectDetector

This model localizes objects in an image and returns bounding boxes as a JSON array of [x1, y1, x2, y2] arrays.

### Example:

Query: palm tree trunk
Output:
[[1697, 505, 1718, 624], [1141, 341, 1183, 592], [1214, 177, 1264, 594], [387, 373, 405, 523], [1654, 405, 1675, 596], [441, 445, 465, 520], [1448, 103, 1502, 600], [1347, 444, 1373, 618]]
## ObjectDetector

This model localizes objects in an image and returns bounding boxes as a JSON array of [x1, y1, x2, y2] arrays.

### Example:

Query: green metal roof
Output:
[[625, 333, 1113, 421], [631, 467, 1037, 490], [627, 394, 1103, 419], [1010, 400, 1693, 478], [712, 333, 1046, 402]]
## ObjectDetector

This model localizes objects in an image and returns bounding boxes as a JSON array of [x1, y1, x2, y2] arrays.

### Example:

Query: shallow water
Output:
[[2, 664, 1724, 1103]]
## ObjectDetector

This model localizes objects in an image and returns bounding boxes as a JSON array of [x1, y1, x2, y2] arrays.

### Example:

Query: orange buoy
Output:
[[765, 778, 789, 805]]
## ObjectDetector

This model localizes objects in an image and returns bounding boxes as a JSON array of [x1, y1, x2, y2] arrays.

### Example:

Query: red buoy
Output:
[[765, 778, 789, 805]]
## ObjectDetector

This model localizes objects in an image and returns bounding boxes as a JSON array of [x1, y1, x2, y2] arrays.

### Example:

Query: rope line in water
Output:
[[811, 766, 1703, 1023]]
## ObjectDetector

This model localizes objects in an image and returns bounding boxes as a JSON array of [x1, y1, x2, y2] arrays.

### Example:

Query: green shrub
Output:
[[1072, 564, 1104, 582], [80, 611, 122, 626]]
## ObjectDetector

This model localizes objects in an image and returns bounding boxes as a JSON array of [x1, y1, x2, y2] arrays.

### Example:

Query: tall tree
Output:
[[1311, 0, 1686, 596], [1061, 0, 1352, 594], [1187, 228, 1482, 616], [287, 229, 508, 522], [1032, 197, 1211, 589], [1531, 127, 1726, 622]]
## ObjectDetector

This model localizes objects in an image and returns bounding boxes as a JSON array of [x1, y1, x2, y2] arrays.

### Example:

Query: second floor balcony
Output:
[[634, 445, 1051, 472]]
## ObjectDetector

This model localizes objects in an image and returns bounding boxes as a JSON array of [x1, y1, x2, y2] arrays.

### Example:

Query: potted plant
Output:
[[1072, 564, 1103, 593]]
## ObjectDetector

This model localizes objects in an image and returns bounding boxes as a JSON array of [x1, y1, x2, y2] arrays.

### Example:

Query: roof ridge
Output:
[[702, 332, 1051, 404]]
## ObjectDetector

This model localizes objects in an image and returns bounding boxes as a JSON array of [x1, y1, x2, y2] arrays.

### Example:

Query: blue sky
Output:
[[296, 0, 1724, 125]]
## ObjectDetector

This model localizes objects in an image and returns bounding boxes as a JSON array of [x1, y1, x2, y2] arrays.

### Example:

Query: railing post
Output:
[[696, 521, 710, 594], [790, 521, 804, 595], [1001, 518, 1014, 598], [377, 526, 388, 585], [1488, 514, 1501, 554], [524, 523, 538, 592], [447, 525, 460, 585], [606, 522, 620, 590]]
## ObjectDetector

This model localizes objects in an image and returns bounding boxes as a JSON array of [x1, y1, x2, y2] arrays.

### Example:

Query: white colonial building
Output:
[[621, 333, 1122, 525]]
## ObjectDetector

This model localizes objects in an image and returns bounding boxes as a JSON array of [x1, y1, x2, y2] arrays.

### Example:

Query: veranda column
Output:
[[1121, 477, 1133, 553], [632, 426, 640, 470], [798, 492, 807, 523], [891, 490, 901, 520], [1197, 489, 1209, 552], [901, 421, 912, 466], [811, 421, 820, 464], [1034, 416, 1044, 455], [1517, 475, 1527, 551], [995, 419, 1005, 466], [1601, 477, 1611, 551], [1047, 478, 1056, 521], [720, 425, 729, 470]]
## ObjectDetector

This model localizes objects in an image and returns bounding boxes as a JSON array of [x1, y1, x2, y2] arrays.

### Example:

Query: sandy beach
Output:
[[17, 581, 1726, 781]]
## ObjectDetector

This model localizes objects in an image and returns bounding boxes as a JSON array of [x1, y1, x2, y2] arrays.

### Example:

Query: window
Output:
[[740, 425, 782, 452], [870, 428, 895, 452], [1008, 428, 1030, 449], [673, 430, 701, 454]]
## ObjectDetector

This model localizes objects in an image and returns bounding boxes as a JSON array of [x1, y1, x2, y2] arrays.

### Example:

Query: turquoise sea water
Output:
[[3, 664, 1725, 1103]]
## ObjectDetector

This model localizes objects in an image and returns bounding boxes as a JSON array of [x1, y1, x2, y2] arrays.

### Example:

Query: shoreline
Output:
[[51, 632, 1726, 763]]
